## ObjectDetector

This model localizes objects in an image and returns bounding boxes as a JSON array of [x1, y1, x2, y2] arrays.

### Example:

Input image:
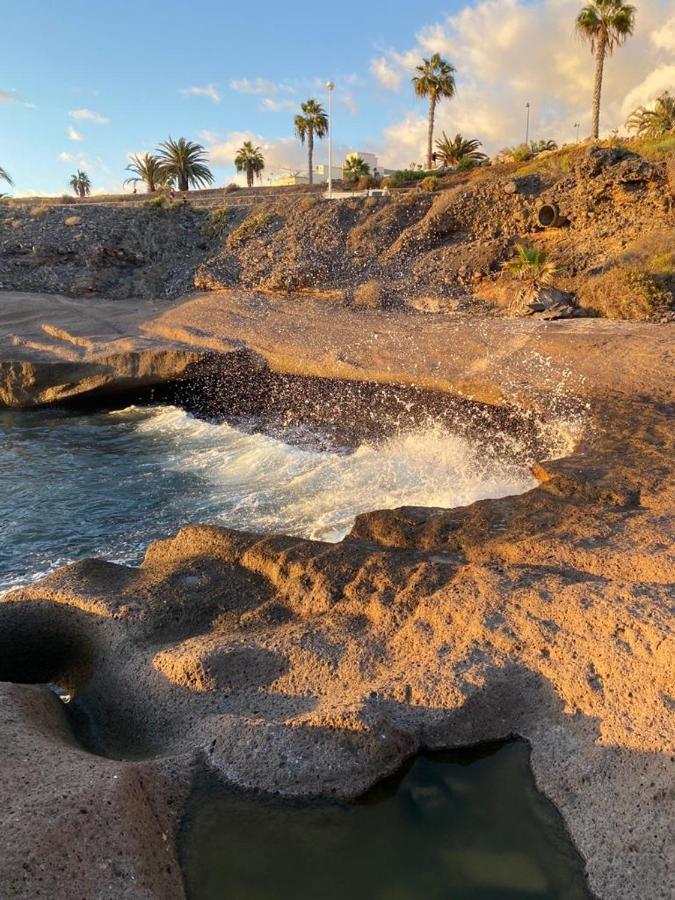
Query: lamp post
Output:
[[574, 122, 580, 143], [525, 102, 531, 145], [326, 81, 334, 199]]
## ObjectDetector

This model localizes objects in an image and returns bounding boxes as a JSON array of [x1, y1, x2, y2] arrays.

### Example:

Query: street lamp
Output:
[[574, 122, 580, 143], [326, 81, 334, 199], [525, 102, 531, 145]]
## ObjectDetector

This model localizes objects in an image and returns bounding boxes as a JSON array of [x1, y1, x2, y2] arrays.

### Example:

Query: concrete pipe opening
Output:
[[537, 203, 562, 228]]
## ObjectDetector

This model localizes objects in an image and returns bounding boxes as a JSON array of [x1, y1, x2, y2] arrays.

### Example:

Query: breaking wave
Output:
[[0, 404, 579, 592]]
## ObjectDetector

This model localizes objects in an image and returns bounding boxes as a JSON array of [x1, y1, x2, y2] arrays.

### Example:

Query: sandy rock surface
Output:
[[0, 287, 671, 408], [0, 292, 673, 899]]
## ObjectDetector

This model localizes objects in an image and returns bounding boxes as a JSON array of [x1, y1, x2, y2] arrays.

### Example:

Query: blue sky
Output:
[[2, 0, 673, 194]]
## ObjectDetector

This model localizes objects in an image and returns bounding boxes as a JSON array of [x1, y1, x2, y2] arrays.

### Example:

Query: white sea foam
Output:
[[132, 406, 546, 542]]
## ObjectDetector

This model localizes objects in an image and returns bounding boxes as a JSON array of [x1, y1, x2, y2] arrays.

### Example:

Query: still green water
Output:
[[181, 741, 591, 900]]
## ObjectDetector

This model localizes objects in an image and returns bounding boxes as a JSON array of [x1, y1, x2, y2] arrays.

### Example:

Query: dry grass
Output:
[[227, 211, 274, 247], [353, 280, 383, 309], [579, 267, 671, 321]]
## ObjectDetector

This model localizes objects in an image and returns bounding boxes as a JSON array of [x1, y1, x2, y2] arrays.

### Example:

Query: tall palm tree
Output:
[[434, 132, 486, 166], [343, 155, 370, 182], [576, 0, 636, 140], [234, 141, 265, 187], [69, 170, 91, 198], [626, 91, 675, 137], [124, 153, 167, 193], [156, 137, 214, 191], [294, 99, 328, 185], [412, 53, 457, 170], [0, 166, 13, 186]]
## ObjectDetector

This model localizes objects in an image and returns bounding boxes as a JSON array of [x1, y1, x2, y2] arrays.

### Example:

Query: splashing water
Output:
[[0, 404, 577, 592]]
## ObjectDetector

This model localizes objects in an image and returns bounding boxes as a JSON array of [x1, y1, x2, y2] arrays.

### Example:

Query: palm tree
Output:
[[434, 132, 486, 166], [69, 170, 91, 198], [412, 53, 457, 170], [505, 245, 560, 288], [234, 141, 265, 188], [576, 0, 636, 140], [530, 139, 558, 152], [294, 99, 328, 185], [156, 137, 214, 191], [0, 166, 13, 187], [626, 91, 675, 137], [343, 155, 370, 182], [124, 153, 167, 193]]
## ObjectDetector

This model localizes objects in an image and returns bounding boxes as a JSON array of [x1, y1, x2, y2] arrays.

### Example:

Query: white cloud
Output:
[[370, 57, 403, 91], [69, 108, 110, 124], [260, 97, 297, 112], [0, 88, 34, 107], [180, 84, 222, 103], [58, 152, 110, 175], [339, 92, 359, 115], [371, 0, 675, 166], [229, 77, 294, 96], [59, 151, 92, 167], [67, 126, 84, 142], [651, 14, 675, 52]]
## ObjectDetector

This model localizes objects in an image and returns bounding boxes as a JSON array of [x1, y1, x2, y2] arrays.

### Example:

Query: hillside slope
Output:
[[1, 145, 672, 320]]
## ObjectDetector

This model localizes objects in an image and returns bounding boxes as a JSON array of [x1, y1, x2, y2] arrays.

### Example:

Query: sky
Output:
[[2, 0, 674, 195]]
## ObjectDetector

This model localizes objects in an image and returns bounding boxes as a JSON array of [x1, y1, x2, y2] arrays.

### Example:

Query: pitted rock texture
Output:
[[1, 362, 673, 900]]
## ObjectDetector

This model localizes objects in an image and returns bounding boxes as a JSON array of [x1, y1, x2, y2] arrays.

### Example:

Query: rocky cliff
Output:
[[1, 146, 672, 320]]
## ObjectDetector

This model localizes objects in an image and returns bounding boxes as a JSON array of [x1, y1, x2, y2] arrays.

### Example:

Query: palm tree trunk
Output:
[[427, 95, 436, 170], [247, 169, 253, 188], [591, 34, 607, 140], [308, 130, 314, 185]]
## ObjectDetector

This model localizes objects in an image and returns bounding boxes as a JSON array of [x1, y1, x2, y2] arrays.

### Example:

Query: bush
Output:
[[579, 267, 672, 321], [357, 174, 379, 190], [353, 280, 383, 309], [203, 206, 233, 239], [224, 183, 240, 194], [227, 211, 273, 246], [382, 169, 433, 188], [143, 194, 167, 209], [457, 155, 478, 171], [60, 194, 76, 204], [419, 175, 440, 192]]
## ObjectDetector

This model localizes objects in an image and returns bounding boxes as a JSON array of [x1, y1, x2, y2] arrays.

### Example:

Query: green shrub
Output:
[[457, 155, 478, 171], [203, 206, 233, 239], [382, 169, 433, 188], [227, 211, 273, 246], [419, 175, 440, 192], [504, 245, 560, 286], [143, 194, 167, 209]]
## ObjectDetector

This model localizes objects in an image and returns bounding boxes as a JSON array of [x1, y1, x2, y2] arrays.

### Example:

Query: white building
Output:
[[267, 152, 394, 186]]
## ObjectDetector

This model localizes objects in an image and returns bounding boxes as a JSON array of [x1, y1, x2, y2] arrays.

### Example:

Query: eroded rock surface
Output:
[[0, 314, 673, 899]]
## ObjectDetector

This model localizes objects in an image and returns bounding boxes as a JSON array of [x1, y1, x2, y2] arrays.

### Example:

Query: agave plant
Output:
[[234, 141, 265, 188], [294, 99, 328, 185], [343, 155, 370, 182], [69, 170, 91, 198], [412, 53, 457, 170], [434, 132, 486, 167], [626, 91, 675, 137], [124, 153, 167, 193], [156, 137, 214, 191], [504, 245, 561, 287], [0, 166, 13, 186], [576, 0, 636, 139]]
